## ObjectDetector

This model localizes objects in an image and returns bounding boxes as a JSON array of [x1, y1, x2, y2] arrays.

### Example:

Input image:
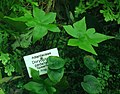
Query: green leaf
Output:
[[86, 28, 114, 43], [100, 9, 116, 22], [24, 81, 48, 94], [47, 56, 65, 70], [68, 39, 80, 46], [26, 20, 37, 27], [63, 25, 79, 38], [45, 24, 60, 32], [47, 68, 64, 83], [73, 17, 86, 33], [32, 26, 48, 43], [44, 78, 56, 86], [81, 75, 102, 94], [84, 55, 97, 70], [46, 87, 56, 94], [4, 12, 32, 22], [33, 7, 45, 21], [5, 64, 15, 76], [0, 53, 10, 65], [0, 88, 5, 94], [42, 12, 56, 24], [4, 7, 59, 43], [78, 39, 97, 55], [64, 17, 114, 55], [30, 68, 42, 82]]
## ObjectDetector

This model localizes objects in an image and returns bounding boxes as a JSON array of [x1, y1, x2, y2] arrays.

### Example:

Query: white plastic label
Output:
[[23, 48, 59, 77]]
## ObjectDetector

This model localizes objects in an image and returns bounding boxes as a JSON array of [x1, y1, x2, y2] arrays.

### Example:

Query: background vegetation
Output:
[[0, 0, 120, 94]]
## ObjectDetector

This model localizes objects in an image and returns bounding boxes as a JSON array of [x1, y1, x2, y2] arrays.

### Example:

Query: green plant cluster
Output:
[[0, 0, 120, 94], [75, 0, 120, 24], [24, 56, 65, 94]]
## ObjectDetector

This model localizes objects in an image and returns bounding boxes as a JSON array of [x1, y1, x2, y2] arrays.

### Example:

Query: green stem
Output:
[[46, 0, 53, 12], [0, 68, 2, 80]]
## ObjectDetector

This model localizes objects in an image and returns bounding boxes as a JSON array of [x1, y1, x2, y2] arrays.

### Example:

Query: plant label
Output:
[[23, 48, 59, 77]]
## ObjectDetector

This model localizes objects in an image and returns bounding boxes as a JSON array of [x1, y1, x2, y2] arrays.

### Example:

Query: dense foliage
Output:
[[0, 0, 120, 94]]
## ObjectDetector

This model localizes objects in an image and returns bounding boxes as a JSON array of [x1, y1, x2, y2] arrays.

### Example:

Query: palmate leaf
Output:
[[64, 17, 114, 55], [4, 7, 60, 43]]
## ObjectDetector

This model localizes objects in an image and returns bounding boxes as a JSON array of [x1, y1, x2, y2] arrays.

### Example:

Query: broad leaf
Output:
[[46, 87, 56, 94], [47, 56, 65, 69], [81, 75, 102, 94], [73, 17, 86, 33], [42, 12, 56, 24], [30, 68, 42, 82], [44, 78, 56, 86], [78, 39, 97, 55], [47, 68, 64, 83], [24, 81, 48, 94], [32, 26, 47, 43], [84, 55, 97, 70], [33, 7, 45, 21]]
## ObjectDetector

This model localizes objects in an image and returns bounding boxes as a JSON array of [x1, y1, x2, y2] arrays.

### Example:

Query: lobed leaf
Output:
[[64, 17, 114, 55]]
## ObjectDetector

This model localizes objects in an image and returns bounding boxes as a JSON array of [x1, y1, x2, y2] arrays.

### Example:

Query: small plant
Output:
[[81, 75, 102, 94], [0, 0, 119, 94], [0, 52, 15, 76], [82, 55, 112, 94], [5, 6, 60, 43], [75, 0, 120, 24], [64, 17, 114, 55], [24, 56, 65, 94]]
